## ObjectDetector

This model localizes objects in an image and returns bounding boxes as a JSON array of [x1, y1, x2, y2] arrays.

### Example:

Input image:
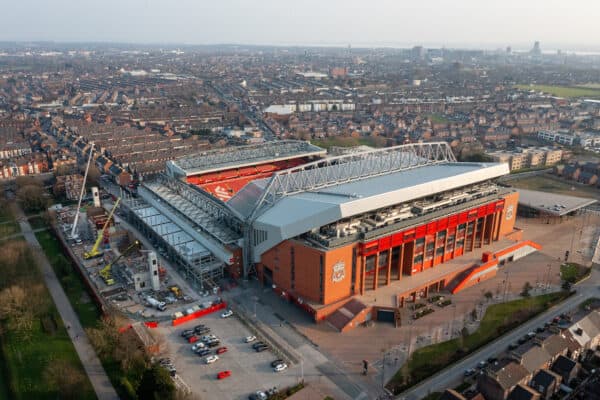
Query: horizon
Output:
[[1, 0, 599, 53]]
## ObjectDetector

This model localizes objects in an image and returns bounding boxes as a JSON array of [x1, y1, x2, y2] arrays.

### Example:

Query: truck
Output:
[[146, 296, 166, 311]]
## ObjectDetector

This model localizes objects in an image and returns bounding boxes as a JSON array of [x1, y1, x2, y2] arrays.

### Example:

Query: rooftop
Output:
[[166, 140, 325, 177], [517, 188, 597, 216]]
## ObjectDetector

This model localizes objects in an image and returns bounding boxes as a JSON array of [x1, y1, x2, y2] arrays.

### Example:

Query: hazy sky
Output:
[[1, 0, 599, 50]]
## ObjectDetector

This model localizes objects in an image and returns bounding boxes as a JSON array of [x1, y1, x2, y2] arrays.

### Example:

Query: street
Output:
[[398, 266, 600, 400]]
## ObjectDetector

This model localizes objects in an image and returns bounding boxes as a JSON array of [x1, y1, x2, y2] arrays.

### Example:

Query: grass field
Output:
[[508, 175, 600, 200], [34, 230, 101, 328], [560, 263, 591, 284], [387, 291, 570, 394], [515, 84, 600, 98], [28, 215, 47, 231], [33, 226, 139, 400], [0, 221, 19, 238], [0, 239, 96, 400]]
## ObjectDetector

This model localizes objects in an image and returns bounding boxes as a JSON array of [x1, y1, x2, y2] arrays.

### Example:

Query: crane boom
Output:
[[100, 240, 140, 285], [71, 142, 95, 239], [83, 197, 121, 259]]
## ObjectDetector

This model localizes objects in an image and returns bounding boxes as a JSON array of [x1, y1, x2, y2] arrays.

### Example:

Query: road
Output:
[[398, 266, 600, 400], [231, 285, 373, 400], [13, 204, 119, 400]]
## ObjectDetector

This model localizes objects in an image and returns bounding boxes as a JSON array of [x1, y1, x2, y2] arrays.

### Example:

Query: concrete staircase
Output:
[[326, 298, 370, 332]]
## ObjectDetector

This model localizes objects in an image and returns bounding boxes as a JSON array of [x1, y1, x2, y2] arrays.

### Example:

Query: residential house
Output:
[[550, 355, 579, 385], [507, 384, 540, 400], [529, 369, 562, 400], [478, 360, 531, 400]]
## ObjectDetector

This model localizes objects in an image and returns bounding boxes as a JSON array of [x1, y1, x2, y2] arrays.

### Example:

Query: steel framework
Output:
[[143, 175, 242, 245], [246, 141, 457, 221], [171, 140, 325, 172]]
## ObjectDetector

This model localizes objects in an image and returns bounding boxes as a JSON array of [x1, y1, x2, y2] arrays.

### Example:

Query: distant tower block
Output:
[[91, 186, 100, 207], [148, 252, 160, 291]]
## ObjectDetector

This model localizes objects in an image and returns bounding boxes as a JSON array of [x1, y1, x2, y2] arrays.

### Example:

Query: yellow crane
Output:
[[83, 197, 121, 260], [100, 240, 140, 286]]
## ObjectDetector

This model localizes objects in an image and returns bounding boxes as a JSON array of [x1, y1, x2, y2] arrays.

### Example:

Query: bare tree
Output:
[[43, 359, 86, 400], [17, 184, 49, 212]]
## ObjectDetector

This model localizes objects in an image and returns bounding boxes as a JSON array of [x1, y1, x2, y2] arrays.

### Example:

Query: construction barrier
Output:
[[144, 321, 159, 328], [172, 302, 227, 327]]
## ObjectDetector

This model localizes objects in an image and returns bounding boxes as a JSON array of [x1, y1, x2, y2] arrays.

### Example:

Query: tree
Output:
[[17, 184, 49, 212], [43, 360, 86, 400], [54, 164, 73, 176], [136, 364, 176, 400], [484, 291, 493, 302], [521, 281, 532, 297]]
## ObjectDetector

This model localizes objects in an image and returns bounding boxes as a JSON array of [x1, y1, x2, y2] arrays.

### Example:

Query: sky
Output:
[[1, 0, 599, 51]]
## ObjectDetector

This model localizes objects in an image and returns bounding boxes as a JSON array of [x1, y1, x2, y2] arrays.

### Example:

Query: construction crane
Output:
[[83, 197, 121, 259], [70, 142, 95, 240], [100, 240, 140, 286]]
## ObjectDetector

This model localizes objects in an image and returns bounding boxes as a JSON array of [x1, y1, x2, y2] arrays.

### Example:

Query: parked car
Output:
[[181, 329, 195, 338], [464, 368, 476, 377], [207, 340, 221, 348], [245, 335, 257, 343], [201, 334, 217, 342], [191, 342, 206, 352], [188, 335, 199, 344], [271, 359, 284, 368], [217, 370, 231, 380], [252, 342, 266, 349], [216, 346, 228, 355], [273, 363, 288, 372], [248, 391, 268, 400], [255, 345, 269, 352], [477, 361, 487, 369], [194, 324, 208, 333], [197, 348, 211, 356], [205, 355, 219, 364], [221, 310, 233, 318]]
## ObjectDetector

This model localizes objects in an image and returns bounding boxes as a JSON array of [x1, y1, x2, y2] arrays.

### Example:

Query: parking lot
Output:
[[157, 311, 300, 400]]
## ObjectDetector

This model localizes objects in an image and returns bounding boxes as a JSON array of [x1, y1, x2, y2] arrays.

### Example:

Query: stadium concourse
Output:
[[122, 140, 541, 331]]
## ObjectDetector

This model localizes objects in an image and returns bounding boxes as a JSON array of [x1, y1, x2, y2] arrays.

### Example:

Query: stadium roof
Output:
[[166, 140, 326, 177], [224, 142, 510, 262], [516, 189, 597, 216]]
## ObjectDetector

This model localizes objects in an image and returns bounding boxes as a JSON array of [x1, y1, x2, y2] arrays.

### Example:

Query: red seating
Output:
[[188, 157, 312, 201]]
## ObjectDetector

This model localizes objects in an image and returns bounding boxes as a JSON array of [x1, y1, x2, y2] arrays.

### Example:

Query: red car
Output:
[[217, 370, 231, 380], [187, 335, 199, 344], [216, 346, 228, 355]]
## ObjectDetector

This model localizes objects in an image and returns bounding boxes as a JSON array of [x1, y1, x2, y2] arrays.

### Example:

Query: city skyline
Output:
[[1, 0, 599, 52]]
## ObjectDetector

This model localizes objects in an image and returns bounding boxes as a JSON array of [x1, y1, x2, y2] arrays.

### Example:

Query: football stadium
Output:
[[124, 140, 540, 330]]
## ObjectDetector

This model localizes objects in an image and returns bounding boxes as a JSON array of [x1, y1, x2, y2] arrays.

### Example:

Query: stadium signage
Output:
[[332, 260, 345, 283]]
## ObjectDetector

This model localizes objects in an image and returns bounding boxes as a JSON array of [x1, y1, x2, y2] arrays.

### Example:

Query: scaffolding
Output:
[[143, 175, 241, 245], [122, 195, 224, 290]]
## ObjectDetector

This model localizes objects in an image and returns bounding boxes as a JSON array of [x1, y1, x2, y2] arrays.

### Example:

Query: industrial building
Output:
[[124, 140, 537, 329]]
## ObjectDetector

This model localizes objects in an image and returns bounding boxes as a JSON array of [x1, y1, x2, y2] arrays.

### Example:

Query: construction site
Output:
[[51, 140, 600, 333]]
